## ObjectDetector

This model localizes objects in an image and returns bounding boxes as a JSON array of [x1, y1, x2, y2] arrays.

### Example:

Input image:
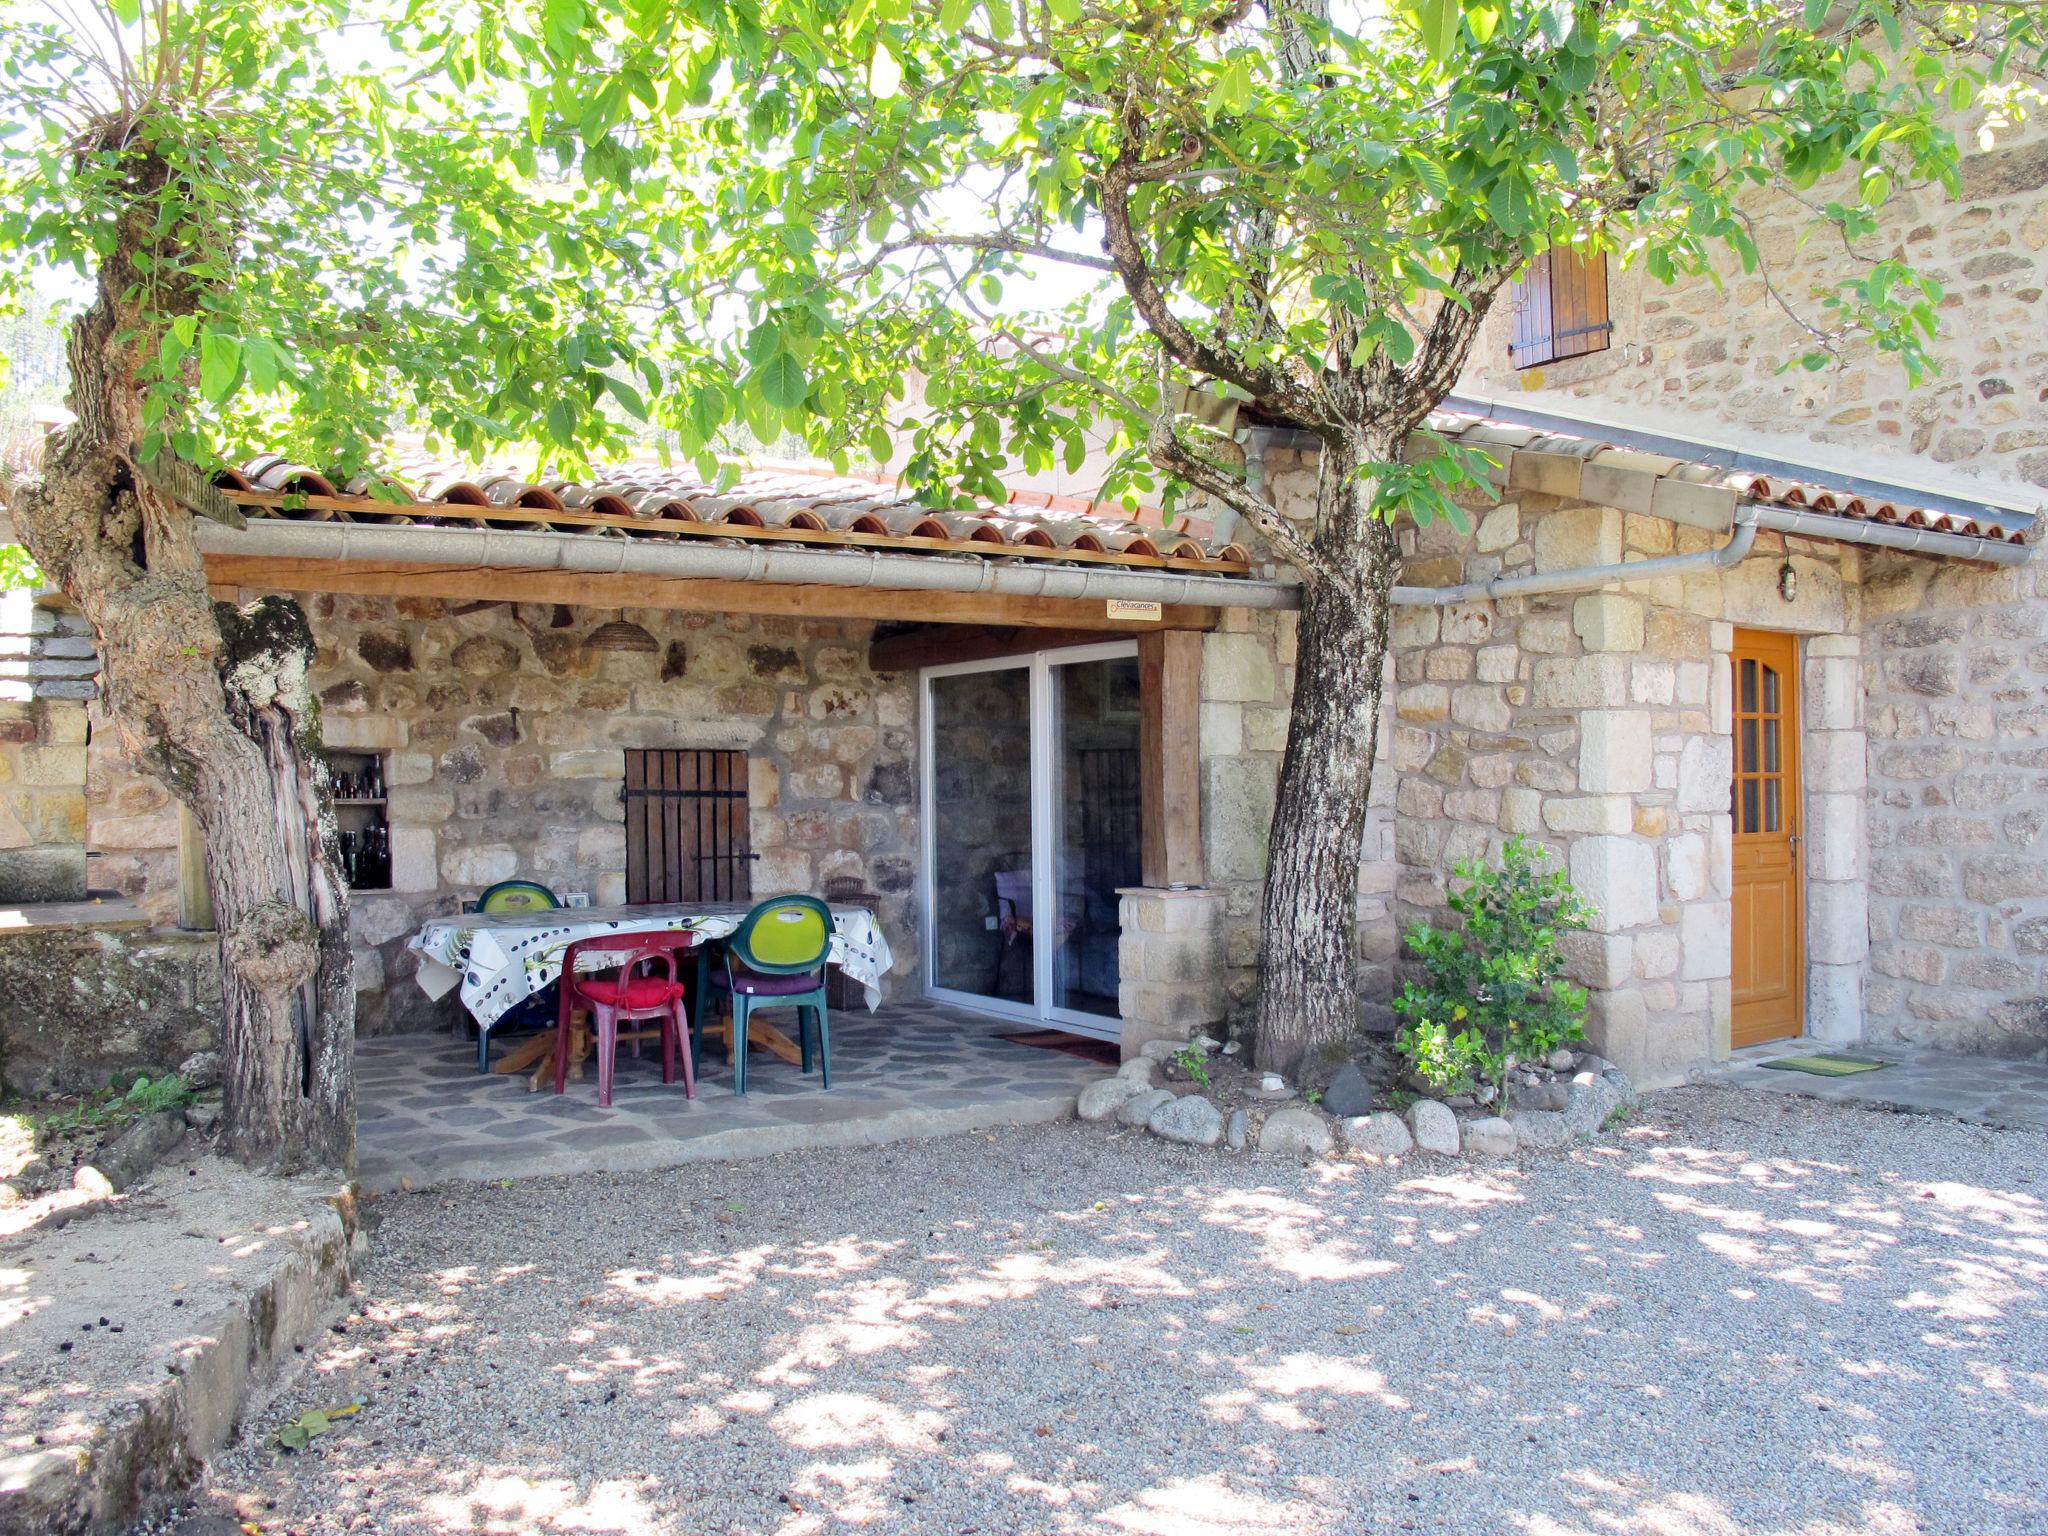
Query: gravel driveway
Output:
[[162, 1085, 2047, 1535]]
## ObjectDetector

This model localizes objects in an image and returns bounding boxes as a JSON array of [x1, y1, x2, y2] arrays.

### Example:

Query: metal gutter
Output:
[[1442, 392, 2040, 537], [190, 518, 1305, 611], [1393, 507, 1760, 606], [1749, 505, 2032, 565]]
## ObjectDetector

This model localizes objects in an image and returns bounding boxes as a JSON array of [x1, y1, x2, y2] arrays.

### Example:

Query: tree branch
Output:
[[1096, 118, 1327, 428]]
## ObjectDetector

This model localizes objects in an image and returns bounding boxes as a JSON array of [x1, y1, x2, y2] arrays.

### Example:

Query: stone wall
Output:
[[0, 916, 219, 1095], [1378, 490, 1864, 1087], [1861, 551, 2048, 1057], [84, 703, 185, 925], [113, 592, 928, 1035], [0, 588, 95, 904], [1460, 116, 2048, 506]]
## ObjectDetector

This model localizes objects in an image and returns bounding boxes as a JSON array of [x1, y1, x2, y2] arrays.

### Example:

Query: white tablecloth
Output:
[[406, 901, 892, 1031]]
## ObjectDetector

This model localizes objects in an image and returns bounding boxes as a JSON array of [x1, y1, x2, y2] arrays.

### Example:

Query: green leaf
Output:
[[938, 0, 974, 28], [754, 350, 809, 411], [197, 331, 242, 403], [1414, 0, 1460, 64], [602, 374, 649, 421], [1047, 0, 1081, 20], [1486, 174, 1535, 235]]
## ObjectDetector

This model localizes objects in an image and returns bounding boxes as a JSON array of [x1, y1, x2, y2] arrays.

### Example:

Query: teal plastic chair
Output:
[[471, 880, 561, 1071], [704, 894, 833, 1095]]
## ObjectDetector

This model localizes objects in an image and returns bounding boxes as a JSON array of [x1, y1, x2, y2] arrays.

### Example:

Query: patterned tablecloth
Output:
[[406, 901, 893, 1031]]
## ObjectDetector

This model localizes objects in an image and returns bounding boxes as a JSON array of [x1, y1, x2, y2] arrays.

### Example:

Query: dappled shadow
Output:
[[173, 1085, 2048, 1534]]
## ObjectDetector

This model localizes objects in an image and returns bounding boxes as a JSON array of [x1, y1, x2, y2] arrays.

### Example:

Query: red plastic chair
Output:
[[554, 933, 697, 1107]]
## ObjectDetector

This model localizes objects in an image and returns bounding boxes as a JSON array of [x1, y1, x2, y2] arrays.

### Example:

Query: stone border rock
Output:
[[0, 1184, 363, 1536], [1078, 1048, 1636, 1162]]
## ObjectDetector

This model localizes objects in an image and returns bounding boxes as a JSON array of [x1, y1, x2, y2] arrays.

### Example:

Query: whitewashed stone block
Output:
[[1579, 711, 1653, 794], [1676, 736, 1733, 813], [1542, 796, 1633, 836], [1532, 654, 1632, 709], [1532, 505, 1623, 571], [1679, 901, 1733, 981], [390, 826, 437, 893], [1666, 833, 1710, 902], [1807, 880, 1871, 966], [1569, 837, 1660, 932], [1573, 592, 1646, 653]]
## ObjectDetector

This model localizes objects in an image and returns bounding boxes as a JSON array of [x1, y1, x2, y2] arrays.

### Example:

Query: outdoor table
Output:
[[406, 900, 893, 1082]]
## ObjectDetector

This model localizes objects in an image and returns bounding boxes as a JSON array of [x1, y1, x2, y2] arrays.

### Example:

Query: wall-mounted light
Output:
[[1777, 562, 1798, 604]]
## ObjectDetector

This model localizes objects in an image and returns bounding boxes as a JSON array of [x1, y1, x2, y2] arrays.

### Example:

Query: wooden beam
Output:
[[202, 554, 1225, 633], [868, 624, 1125, 672], [1138, 629, 1204, 888]]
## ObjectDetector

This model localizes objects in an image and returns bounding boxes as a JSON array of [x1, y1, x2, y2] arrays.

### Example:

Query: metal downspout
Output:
[[1391, 506, 1760, 606]]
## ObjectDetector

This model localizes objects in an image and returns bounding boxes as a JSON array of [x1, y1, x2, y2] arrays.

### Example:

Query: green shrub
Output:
[[38, 1073, 195, 1136], [1392, 837, 1593, 1096]]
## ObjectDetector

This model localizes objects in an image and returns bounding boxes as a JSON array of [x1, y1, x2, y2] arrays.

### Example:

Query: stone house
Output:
[[0, 114, 2041, 1098]]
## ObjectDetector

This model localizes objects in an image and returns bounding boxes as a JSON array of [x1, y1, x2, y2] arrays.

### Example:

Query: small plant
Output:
[[1170, 1044, 1211, 1087], [1392, 837, 1593, 1098], [38, 1074, 194, 1136]]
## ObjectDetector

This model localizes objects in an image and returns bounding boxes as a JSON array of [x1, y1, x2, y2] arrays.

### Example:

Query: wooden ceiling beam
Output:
[[867, 624, 1143, 672], [203, 555, 1225, 635]]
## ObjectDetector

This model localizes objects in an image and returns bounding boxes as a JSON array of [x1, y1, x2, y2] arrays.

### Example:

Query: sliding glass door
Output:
[[922, 643, 1142, 1039]]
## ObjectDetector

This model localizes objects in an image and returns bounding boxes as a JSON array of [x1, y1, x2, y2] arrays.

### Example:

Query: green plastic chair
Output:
[[471, 880, 560, 1071], [704, 894, 833, 1095]]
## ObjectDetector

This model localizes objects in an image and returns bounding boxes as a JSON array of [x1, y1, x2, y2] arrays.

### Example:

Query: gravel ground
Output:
[[154, 1084, 2047, 1536]]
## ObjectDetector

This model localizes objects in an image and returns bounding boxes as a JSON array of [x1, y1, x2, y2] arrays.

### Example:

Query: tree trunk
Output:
[[1251, 441, 1401, 1081], [1, 176, 354, 1174]]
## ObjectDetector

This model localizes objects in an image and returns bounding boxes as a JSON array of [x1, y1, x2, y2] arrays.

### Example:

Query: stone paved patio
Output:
[[1718, 1039, 2048, 1132], [355, 999, 1105, 1193]]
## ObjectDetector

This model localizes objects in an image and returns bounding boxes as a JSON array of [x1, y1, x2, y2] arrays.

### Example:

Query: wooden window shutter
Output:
[[623, 748, 755, 904], [1508, 248, 1611, 368]]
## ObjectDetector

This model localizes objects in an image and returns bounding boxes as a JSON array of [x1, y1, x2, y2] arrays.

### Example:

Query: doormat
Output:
[[1756, 1053, 1893, 1077], [997, 1030, 1120, 1067]]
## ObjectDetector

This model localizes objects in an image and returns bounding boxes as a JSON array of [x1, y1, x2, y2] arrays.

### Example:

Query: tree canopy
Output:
[[0, 0, 690, 487], [593, 0, 2044, 571]]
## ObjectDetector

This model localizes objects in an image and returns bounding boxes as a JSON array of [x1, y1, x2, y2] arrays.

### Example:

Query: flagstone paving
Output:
[[354, 999, 1103, 1193], [1718, 1039, 2048, 1132]]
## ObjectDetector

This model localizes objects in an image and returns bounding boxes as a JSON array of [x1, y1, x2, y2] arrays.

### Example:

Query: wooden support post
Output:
[[1138, 629, 1203, 888]]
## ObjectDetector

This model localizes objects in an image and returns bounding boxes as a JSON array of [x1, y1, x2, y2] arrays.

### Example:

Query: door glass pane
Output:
[[1741, 718, 1758, 774], [1050, 657, 1143, 1018], [1763, 718, 1780, 773], [929, 667, 1035, 1004], [1742, 778, 1759, 833], [1741, 658, 1757, 713], [1763, 664, 1780, 715], [1764, 777, 1781, 833]]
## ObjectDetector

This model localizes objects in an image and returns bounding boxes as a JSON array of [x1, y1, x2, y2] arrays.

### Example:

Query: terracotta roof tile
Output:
[[1428, 410, 2034, 551], [214, 456, 1254, 575]]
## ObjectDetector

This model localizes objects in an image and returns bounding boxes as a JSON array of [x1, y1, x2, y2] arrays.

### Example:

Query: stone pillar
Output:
[[1803, 631, 1868, 1041], [1117, 885, 1227, 1060]]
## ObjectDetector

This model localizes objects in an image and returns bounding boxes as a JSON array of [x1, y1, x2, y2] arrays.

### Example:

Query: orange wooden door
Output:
[[1730, 629, 1804, 1047]]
